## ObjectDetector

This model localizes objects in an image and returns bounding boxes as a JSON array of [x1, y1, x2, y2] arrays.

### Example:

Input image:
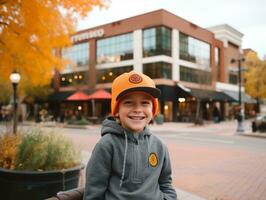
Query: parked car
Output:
[[252, 114, 266, 132]]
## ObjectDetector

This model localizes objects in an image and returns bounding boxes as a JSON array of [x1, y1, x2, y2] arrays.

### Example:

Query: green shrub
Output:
[[67, 118, 91, 125], [154, 113, 164, 124], [0, 128, 81, 171], [15, 128, 81, 171]]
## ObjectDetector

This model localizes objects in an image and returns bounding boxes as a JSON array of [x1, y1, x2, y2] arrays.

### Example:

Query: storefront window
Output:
[[60, 71, 88, 87], [229, 73, 238, 84], [62, 43, 89, 69], [179, 33, 210, 68], [215, 47, 221, 81], [96, 66, 133, 83], [143, 26, 171, 57], [143, 62, 172, 79], [97, 33, 133, 64], [180, 66, 211, 85]]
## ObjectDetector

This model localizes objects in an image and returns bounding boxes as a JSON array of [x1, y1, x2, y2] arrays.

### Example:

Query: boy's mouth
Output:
[[128, 116, 145, 120]]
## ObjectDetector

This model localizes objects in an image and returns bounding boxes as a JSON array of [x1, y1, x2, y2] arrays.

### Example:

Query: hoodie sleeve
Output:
[[83, 139, 112, 200], [159, 146, 177, 200]]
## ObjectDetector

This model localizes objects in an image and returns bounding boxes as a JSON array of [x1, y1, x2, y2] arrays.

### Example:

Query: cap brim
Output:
[[116, 87, 161, 100]]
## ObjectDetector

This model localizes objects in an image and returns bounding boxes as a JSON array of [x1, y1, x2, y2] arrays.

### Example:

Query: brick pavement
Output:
[[148, 120, 266, 200]]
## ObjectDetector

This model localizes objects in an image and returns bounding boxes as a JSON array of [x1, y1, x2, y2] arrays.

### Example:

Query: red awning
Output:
[[87, 89, 111, 100], [67, 91, 90, 101]]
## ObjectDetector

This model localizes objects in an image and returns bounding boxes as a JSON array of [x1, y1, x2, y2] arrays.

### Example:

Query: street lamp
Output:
[[231, 57, 245, 133], [9, 71, 21, 135]]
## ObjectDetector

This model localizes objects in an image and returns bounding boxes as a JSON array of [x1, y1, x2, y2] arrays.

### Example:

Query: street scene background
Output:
[[1, 119, 265, 200]]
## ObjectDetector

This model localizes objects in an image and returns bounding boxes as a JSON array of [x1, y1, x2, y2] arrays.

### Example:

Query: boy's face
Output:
[[118, 92, 153, 133]]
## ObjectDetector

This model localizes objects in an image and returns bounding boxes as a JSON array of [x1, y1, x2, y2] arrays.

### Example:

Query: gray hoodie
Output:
[[83, 117, 177, 200]]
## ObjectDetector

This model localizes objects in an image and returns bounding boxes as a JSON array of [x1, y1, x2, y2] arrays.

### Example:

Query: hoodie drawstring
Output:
[[120, 130, 128, 188], [145, 135, 150, 168]]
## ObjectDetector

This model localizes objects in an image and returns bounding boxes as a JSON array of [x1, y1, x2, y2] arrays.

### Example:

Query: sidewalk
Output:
[[149, 120, 266, 138], [19, 120, 266, 139]]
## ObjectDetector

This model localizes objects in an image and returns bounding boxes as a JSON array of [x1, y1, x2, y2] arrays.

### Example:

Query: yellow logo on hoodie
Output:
[[149, 153, 158, 167]]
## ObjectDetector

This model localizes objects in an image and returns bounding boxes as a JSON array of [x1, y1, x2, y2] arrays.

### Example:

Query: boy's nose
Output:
[[132, 104, 142, 112]]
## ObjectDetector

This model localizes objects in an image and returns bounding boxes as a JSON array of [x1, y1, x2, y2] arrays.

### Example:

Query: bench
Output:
[[45, 187, 84, 200]]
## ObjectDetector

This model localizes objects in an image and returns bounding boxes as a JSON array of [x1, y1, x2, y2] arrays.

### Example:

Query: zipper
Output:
[[133, 139, 140, 181]]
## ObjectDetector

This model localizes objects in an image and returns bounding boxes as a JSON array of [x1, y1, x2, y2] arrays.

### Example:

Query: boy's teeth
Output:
[[130, 116, 143, 120]]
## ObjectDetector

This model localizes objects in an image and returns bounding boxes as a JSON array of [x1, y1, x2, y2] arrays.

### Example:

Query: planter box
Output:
[[0, 165, 84, 200]]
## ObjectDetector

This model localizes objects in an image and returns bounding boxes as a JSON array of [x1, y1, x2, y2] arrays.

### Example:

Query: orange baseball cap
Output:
[[111, 71, 161, 116]]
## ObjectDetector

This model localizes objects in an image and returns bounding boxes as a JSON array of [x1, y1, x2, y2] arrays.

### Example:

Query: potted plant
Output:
[[0, 128, 84, 200], [154, 113, 164, 125]]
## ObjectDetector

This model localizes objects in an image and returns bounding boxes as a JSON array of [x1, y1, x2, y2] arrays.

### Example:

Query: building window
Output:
[[62, 43, 89, 69], [180, 66, 211, 85], [179, 33, 210, 68], [143, 62, 172, 79], [96, 66, 133, 83], [143, 26, 172, 57], [97, 33, 133, 64], [215, 47, 221, 81], [229, 73, 238, 85], [60, 71, 88, 87]]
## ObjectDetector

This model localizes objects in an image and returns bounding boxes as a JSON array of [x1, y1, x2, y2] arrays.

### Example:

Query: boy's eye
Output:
[[123, 100, 132, 105], [142, 100, 151, 105]]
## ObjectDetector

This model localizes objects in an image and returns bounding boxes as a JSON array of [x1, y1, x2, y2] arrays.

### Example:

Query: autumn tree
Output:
[[244, 51, 266, 111], [0, 0, 106, 101]]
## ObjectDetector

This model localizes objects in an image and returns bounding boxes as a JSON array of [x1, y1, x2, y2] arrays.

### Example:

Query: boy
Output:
[[83, 71, 177, 200]]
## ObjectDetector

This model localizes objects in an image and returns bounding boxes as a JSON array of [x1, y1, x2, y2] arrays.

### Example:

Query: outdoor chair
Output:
[[45, 187, 84, 200]]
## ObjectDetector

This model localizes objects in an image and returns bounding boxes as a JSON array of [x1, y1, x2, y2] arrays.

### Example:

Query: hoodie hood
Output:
[[101, 117, 152, 138]]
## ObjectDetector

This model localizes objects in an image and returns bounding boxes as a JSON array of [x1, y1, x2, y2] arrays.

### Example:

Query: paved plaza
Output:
[[1, 120, 266, 200]]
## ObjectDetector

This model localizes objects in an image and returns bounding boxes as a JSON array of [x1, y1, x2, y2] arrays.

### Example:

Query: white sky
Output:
[[77, 0, 266, 59]]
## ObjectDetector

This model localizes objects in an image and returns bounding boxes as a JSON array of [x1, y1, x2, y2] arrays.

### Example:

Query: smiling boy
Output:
[[83, 71, 177, 200]]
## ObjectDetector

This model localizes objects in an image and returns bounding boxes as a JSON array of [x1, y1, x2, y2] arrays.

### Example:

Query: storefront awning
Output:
[[176, 83, 235, 102], [48, 89, 112, 102], [48, 91, 73, 102], [190, 88, 235, 102], [87, 89, 111, 100], [223, 90, 256, 104], [67, 91, 91, 101]]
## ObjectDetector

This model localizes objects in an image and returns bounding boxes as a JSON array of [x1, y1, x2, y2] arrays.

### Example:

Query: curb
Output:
[[241, 132, 266, 138]]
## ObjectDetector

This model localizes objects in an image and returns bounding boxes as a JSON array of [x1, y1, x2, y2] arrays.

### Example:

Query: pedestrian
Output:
[[83, 71, 177, 200], [212, 106, 221, 123]]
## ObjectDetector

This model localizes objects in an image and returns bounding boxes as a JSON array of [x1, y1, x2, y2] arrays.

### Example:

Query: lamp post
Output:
[[231, 58, 245, 133], [9, 71, 21, 135]]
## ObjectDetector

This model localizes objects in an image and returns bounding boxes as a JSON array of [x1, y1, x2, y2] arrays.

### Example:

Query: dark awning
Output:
[[190, 88, 235, 102], [48, 91, 74, 102], [223, 90, 256, 104], [176, 83, 235, 102]]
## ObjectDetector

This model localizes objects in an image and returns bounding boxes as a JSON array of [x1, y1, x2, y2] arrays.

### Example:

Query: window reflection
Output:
[[96, 66, 133, 83], [60, 71, 88, 87], [62, 43, 89, 69], [143, 62, 172, 79], [97, 33, 133, 64], [229, 73, 238, 85], [143, 26, 172, 57], [215, 47, 221, 81], [179, 33, 210, 68], [180, 66, 211, 85]]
